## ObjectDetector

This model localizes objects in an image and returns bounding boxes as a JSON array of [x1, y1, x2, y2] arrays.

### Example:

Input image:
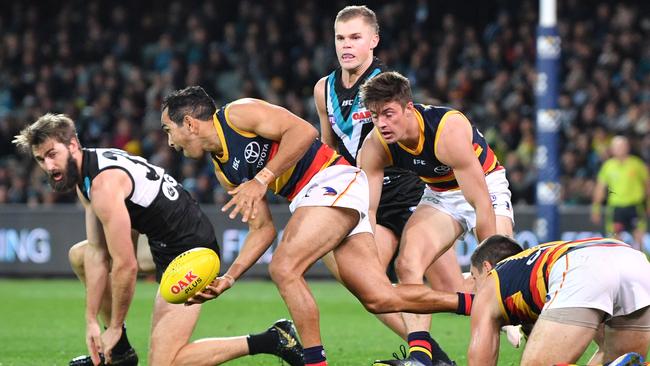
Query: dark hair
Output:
[[360, 71, 412, 112], [470, 235, 523, 270], [161, 86, 217, 125], [335, 5, 379, 34], [13, 113, 79, 153]]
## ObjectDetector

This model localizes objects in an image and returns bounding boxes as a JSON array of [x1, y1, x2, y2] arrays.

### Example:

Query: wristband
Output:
[[254, 167, 275, 186], [456, 292, 474, 315], [221, 274, 235, 287], [591, 204, 601, 214]]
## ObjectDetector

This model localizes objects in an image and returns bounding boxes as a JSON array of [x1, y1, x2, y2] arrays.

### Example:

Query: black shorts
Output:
[[606, 204, 647, 234], [149, 238, 220, 283], [376, 167, 424, 238]]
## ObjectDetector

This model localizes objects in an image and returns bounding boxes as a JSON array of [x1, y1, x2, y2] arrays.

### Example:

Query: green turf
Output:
[[0, 279, 598, 365]]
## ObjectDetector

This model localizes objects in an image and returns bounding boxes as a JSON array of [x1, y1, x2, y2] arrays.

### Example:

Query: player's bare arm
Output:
[[77, 187, 111, 366], [357, 130, 390, 231], [88, 169, 138, 363], [220, 98, 319, 222], [468, 276, 504, 366], [187, 194, 276, 305], [314, 77, 337, 149], [436, 113, 496, 241]]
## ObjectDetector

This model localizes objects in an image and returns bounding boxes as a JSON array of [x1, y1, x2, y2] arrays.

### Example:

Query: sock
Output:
[[427, 335, 453, 363], [246, 328, 279, 355], [407, 331, 433, 366], [304, 345, 327, 366], [112, 324, 133, 355]]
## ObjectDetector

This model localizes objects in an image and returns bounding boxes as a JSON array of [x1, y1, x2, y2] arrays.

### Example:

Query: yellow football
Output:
[[159, 247, 220, 304]]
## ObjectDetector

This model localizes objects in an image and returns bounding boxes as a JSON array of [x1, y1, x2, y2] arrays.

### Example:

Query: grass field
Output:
[[0, 279, 598, 366]]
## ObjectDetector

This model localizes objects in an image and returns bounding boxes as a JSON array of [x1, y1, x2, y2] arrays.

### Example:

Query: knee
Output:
[[395, 256, 423, 283], [68, 240, 87, 273], [268, 257, 300, 286], [360, 293, 398, 314]]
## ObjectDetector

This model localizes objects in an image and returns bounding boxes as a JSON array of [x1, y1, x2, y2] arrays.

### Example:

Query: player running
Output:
[[161, 86, 468, 366]]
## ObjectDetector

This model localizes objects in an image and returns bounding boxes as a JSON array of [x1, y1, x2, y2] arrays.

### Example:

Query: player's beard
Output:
[[48, 153, 80, 193]]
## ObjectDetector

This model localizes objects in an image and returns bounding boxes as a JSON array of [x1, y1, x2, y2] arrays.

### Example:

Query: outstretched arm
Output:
[[436, 113, 496, 241], [187, 196, 276, 304]]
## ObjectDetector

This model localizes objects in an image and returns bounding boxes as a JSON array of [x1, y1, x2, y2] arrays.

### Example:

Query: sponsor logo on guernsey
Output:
[[434, 165, 451, 174], [352, 110, 372, 121], [244, 142, 261, 163]]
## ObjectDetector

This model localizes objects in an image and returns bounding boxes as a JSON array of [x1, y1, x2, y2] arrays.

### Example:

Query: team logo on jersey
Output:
[[322, 187, 338, 196], [434, 165, 451, 175], [244, 142, 261, 163]]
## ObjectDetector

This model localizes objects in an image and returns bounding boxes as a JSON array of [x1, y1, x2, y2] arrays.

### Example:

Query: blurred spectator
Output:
[[1, 0, 649, 207], [592, 136, 649, 250]]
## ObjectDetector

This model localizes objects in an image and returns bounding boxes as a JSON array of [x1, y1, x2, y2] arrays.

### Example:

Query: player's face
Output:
[[161, 109, 203, 159], [32, 138, 80, 192], [334, 17, 379, 71], [369, 101, 412, 143]]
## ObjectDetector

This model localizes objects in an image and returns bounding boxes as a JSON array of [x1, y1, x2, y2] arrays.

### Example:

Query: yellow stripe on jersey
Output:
[[397, 108, 425, 155], [212, 162, 235, 187], [491, 270, 511, 324], [212, 113, 230, 163], [474, 145, 484, 157], [224, 103, 257, 138], [506, 291, 539, 321], [374, 128, 394, 166], [420, 174, 457, 184], [272, 165, 297, 195], [433, 110, 462, 159]]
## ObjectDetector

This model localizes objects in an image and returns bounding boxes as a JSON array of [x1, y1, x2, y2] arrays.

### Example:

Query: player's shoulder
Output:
[[314, 76, 329, 98], [226, 98, 275, 117]]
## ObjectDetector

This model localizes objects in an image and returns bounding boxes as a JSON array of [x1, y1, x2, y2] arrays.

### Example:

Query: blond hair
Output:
[[335, 5, 379, 34], [13, 113, 79, 153]]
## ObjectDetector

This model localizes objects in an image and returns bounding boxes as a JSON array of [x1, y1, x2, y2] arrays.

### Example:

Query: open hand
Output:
[[221, 179, 267, 222]]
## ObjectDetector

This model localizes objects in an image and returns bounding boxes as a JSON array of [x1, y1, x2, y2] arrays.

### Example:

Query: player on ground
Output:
[[13, 114, 303, 366], [357, 71, 514, 366], [161, 86, 470, 366], [468, 235, 650, 365], [314, 8, 455, 355]]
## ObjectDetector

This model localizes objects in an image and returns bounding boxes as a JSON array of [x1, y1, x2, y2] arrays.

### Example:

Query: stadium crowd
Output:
[[0, 0, 649, 206]]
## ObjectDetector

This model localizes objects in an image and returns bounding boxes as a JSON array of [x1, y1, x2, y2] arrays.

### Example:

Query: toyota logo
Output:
[[244, 142, 261, 163]]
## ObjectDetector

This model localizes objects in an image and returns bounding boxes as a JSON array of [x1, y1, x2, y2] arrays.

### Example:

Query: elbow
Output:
[[305, 124, 319, 141]]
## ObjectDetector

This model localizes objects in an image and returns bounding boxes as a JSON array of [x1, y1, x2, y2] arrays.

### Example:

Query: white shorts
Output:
[[418, 168, 514, 234], [544, 245, 650, 318], [289, 164, 372, 237]]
